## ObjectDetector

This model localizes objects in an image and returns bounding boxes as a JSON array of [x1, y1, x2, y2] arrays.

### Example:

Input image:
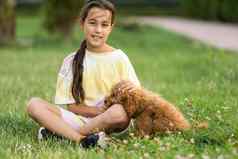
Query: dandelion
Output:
[[129, 133, 135, 137], [215, 147, 220, 152], [188, 154, 195, 158], [133, 143, 139, 148], [202, 154, 210, 159], [232, 149, 238, 155], [165, 142, 170, 147], [175, 154, 195, 159], [165, 130, 172, 134], [123, 139, 128, 144], [175, 155, 182, 159], [205, 116, 211, 121], [190, 138, 195, 144], [15, 143, 32, 153], [217, 155, 224, 159], [154, 137, 160, 144], [144, 153, 150, 158], [160, 146, 166, 151], [144, 135, 150, 139]]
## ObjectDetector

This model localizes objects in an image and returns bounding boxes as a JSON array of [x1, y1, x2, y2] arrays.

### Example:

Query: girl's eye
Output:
[[102, 23, 109, 27], [89, 21, 96, 25]]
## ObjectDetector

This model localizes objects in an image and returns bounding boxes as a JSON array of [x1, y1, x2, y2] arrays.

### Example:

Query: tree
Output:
[[43, 0, 84, 39], [0, 0, 16, 45], [180, 0, 238, 22]]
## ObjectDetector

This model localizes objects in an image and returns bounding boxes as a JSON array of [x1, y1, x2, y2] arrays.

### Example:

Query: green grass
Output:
[[0, 14, 238, 159]]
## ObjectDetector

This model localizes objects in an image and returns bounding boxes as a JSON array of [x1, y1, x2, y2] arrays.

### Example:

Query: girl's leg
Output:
[[79, 104, 130, 135], [26, 97, 84, 143]]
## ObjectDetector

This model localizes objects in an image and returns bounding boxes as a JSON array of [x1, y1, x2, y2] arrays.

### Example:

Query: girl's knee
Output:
[[105, 104, 129, 125], [26, 97, 44, 116]]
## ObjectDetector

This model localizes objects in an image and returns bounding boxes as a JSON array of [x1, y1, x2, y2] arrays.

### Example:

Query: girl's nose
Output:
[[95, 25, 102, 33]]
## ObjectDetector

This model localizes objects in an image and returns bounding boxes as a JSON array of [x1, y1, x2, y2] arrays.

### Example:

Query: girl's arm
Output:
[[67, 104, 106, 117]]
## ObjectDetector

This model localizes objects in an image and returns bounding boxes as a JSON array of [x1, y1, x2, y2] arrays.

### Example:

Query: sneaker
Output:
[[38, 127, 53, 140], [97, 132, 108, 149], [80, 132, 108, 149], [38, 127, 63, 140], [80, 133, 99, 148]]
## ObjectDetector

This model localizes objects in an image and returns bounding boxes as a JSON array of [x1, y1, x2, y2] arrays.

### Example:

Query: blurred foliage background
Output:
[[180, 0, 238, 22], [0, 0, 238, 45]]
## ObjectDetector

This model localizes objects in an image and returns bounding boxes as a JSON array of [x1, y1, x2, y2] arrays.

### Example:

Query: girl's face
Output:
[[81, 7, 113, 51]]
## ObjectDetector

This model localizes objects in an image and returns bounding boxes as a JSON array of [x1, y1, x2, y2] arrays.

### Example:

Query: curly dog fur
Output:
[[104, 81, 191, 137]]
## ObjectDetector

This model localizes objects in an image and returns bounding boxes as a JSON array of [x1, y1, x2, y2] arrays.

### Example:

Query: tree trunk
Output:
[[0, 0, 16, 45], [43, 0, 84, 39]]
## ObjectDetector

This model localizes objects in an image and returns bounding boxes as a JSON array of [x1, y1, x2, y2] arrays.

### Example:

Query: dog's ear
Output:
[[123, 95, 137, 118], [125, 94, 146, 118]]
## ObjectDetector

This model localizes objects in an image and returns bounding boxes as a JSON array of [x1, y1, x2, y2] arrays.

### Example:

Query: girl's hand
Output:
[[95, 99, 107, 114], [116, 80, 138, 94], [97, 106, 107, 114]]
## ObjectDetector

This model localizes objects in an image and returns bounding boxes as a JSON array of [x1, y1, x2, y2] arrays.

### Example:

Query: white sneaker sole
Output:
[[38, 127, 45, 140]]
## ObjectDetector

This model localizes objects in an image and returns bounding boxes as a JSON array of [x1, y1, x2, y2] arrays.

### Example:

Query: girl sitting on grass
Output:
[[26, 0, 140, 146]]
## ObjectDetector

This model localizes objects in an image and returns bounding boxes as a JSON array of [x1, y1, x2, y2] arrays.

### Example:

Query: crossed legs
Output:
[[26, 97, 129, 143]]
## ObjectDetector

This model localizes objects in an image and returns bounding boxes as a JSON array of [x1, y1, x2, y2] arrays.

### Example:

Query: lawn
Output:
[[0, 14, 238, 159]]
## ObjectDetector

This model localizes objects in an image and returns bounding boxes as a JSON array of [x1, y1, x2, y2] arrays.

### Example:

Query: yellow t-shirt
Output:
[[54, 49, 140, 106]]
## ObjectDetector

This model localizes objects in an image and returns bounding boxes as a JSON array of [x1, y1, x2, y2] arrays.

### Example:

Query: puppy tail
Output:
[[177, 119, 191, 131], [192, 121, 209, 130]]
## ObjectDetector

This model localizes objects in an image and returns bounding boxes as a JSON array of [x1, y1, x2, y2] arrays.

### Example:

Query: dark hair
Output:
[[71, 0, 116, 104]]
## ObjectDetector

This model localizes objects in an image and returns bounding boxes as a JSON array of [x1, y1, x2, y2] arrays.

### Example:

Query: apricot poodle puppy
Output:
[[104, 81, 191, 137]]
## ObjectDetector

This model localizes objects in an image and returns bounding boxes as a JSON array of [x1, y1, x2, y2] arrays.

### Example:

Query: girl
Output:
[[27, 0, 140, 144]]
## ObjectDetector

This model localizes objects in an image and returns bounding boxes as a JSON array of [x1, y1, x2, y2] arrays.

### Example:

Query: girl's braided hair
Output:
[[71, 0, 115, 104]]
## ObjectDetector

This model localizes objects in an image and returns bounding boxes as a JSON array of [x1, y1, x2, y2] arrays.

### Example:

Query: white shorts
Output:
[[59, 107, 90, 131], [58, 106, 133, 136]]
